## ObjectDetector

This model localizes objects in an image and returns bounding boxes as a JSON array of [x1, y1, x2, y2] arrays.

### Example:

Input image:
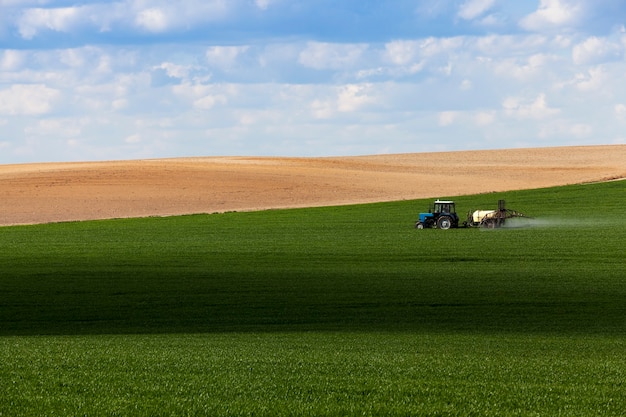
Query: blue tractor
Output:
[[415, 200, 460, 230]]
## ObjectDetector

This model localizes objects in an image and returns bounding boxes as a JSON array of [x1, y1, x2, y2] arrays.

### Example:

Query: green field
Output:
[[1, 180, 625, 415]]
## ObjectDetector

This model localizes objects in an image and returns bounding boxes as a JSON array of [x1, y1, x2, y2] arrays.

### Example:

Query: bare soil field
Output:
[[1, 145, 625, 226]]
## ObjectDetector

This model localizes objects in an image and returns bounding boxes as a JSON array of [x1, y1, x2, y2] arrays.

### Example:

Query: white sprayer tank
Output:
[[471, 210, 496, 223]]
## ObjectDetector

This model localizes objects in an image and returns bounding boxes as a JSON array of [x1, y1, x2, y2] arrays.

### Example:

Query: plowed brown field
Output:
[[1, 145, 625, 226]]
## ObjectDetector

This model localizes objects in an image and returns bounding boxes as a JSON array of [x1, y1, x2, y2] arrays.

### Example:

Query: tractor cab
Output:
[[415, 200, 460, 230], [433, 200, 456, 215]]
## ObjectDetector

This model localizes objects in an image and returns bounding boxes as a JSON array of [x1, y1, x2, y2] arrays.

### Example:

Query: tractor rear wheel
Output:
[[437, 216, 452, 230]]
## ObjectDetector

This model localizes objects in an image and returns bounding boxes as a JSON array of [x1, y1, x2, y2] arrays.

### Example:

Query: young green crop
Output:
[[0, 180, 625, 416], [1, 332, 625, 416]]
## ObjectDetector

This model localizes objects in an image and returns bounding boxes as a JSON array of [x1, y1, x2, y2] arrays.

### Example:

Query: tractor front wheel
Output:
[[437, 216, 453, 230]]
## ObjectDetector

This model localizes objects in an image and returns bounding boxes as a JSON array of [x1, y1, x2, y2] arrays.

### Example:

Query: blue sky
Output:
[[1, 0, 626, 163]]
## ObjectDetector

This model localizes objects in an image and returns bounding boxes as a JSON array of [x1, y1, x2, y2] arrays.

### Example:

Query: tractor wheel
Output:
[[437, 216, 452, 230], [415, 222, 425, 229], [482, 219, 497, 228]]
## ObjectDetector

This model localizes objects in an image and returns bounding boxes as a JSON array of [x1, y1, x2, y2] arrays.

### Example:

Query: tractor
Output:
[[415, 199, 530, 229], [415, 200, 460, 229]]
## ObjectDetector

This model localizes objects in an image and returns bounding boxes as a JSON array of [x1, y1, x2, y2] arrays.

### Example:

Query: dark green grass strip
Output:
[[1, 180, 625, 336]]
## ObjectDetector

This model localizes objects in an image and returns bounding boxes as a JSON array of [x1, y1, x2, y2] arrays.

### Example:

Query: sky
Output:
[[1, 0, 626, 163]]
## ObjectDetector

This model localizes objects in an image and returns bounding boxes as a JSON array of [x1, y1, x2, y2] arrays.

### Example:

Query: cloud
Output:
[[475, 111, 496, 126], [14, 0, 231, 39], [309, 84, 376, 119], [24, 118, 82, 137], [502, 94, 560, 119], [458, 0, 497, 20], [336, 84, 374, 112], [254, 0, 272, 10], [538, 121, 592, 139], [573, 67, 607, 92], [384, 40, 420, 66], [130, 0, 230, 33], [473, 34, 551, 56], [616, 104, 626, 120], [299, 42, 367, 70], [18, 6, 82, 39], [572, 36, 622, 65], [418, 36, 465, 57], [151, 62, 193, 86], [206, 46, 250, 69], [438, 111, 458, 126], [3, 2, 626, 163], [125, 134, 142, 144], [519, 0, 584, 32], [492, 53, 554, 80], [172, 82, 228, 110], [0, 50, 25, 70], [0, 84, 60, 115], [0, 0, 49, 5], [381, 37, 466, 78], [134, 7, 169, 32]]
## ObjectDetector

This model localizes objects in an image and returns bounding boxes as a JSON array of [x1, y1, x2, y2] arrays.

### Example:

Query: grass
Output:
[[2, 333, 624, 416], [0, 180, 625, 415]]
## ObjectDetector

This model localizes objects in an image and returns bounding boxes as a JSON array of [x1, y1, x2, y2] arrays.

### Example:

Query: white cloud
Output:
[[172, 82, 228, 110], [570, 123, 592, 137], [24, 118, 82, 137], [310, 99, 333, 119], [18, 6, 82, 39], [112, 98, 128, 111], [194, 95, 225, 110], [615, 104, 626, 120], [135, 7, 168, 32], [382, 37, 465, 77], [3, 4, 626, 164], [254, 0, 272, 10], [154, 62, 190, 80], [418, 37, 465, 57], [337, 84, 374, 112], [0, 84, 60, 115], [0, 0, 48, 5], [130, 0, 230, 32], [574, 67, 607, 92], [519, 0, 581, 31], [478, 14, 504, 27], [473, 34, 550, 56], [437, 110, 496, 128], [299, 42, 367, 70], [0, 50, 25, 71], [206, 46, 250, 69], [126, 134, 142, 144], [57, 47, 113, 74], [502, 94, 560, 119], [14, 1, 231, 38], [572, 36, 622, 65], [492, 53, 554, 80], [538, 121, 592, 139], [308, 84, 376, 119], [458, 0, 497, 20], [475, 111, 496, 126], [384, 40, 419, 65], [438, 111, 458, 126]]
